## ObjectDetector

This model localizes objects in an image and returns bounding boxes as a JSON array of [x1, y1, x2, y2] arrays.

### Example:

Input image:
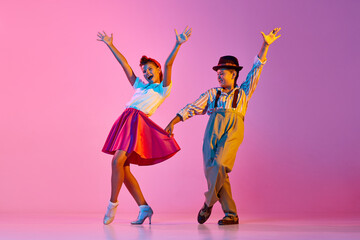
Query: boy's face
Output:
[[217, 68, 236, 89]]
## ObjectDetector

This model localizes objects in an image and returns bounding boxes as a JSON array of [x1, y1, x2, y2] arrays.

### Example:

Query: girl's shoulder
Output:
[[133, 77, 149, 89]]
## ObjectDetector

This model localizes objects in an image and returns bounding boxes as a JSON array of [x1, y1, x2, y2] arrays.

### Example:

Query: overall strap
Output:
[[214, 90, 221, 108], [232, 89, 240, 108]]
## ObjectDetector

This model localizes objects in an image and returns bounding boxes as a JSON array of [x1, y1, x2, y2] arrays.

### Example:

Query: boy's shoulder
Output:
[[207, 87, 221, 93]]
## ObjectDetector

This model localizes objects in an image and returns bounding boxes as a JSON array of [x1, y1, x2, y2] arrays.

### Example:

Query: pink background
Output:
[[0, 0, 359, 216]]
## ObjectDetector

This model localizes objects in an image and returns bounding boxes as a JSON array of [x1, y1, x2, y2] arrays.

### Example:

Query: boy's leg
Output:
[[199, 111, 244, 223], [213, 114, 244, 218], [203, 131, 242, 208], [198, 157, 227, 224], [198, 116, 225, 223], [204, 161, 227, 207], [218, 174, 237, 216], [202, 112, 241, 208]]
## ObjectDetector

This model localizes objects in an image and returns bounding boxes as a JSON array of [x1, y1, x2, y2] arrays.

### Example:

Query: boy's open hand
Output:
[[261, 27, 281, 45]]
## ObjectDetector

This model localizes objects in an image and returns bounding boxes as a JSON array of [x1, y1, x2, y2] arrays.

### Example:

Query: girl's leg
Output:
[[123, 165, 147, 206], [124, 165, 153, 224], [104, 150, 128, 225], [110, 150, 128, 203]]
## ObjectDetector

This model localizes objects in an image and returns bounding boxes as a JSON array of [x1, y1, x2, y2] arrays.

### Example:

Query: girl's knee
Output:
[[112, 151, 127, 168]]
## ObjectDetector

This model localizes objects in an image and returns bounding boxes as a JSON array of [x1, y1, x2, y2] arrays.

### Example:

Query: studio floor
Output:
[[1, 213, 359, 240]]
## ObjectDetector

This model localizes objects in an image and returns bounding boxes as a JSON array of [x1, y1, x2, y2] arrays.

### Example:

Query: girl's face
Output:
[[217, 68, 236, 89], [141, 62, 161, 84]]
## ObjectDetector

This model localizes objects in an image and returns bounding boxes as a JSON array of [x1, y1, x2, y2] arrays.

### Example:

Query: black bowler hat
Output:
[[212, 55, 243, 72]]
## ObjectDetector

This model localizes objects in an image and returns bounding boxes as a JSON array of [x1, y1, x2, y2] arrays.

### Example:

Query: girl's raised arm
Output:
[[97, 31, 137, 86], [162, 26, 192, 87]]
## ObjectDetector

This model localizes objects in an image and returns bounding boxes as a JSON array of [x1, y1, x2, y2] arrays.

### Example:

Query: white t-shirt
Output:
[[126, 77, 172, 116]]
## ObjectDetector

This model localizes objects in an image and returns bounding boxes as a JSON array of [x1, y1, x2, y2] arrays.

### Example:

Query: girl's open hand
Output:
[[261, 27, 281, 45], [97, 31, 113, 45], [175, 26, 192, 45]]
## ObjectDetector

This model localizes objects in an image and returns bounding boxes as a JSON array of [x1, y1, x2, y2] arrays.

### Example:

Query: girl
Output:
[[97, 26, 191, 225]]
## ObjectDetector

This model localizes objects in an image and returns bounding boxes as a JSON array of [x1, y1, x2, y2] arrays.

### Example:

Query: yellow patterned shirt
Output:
[[178, 56, 266, 121]]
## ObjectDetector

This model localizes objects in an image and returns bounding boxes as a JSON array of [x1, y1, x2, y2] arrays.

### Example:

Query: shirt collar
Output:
[[219, 86, 239, 95]]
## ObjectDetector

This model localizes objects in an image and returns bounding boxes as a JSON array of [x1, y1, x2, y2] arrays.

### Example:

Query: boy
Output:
[[165, 28, 281, 225]]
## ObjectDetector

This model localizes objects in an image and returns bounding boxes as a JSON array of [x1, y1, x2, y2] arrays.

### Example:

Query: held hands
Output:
[[165, 115, 181, 137], [164, 122, 174, 137], [175, 26, 192, 45], [261, 27, 281, 45], [97, 31, 113, 46]]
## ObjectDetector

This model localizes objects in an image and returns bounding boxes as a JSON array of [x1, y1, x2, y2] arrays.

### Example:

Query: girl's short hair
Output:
[[139, 56, 163, 82]]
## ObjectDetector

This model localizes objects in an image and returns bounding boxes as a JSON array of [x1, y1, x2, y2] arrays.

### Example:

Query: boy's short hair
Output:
[[226, 69, 239, 87]]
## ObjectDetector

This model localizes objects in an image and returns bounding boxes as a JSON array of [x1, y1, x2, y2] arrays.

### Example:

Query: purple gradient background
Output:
[[0, 0, 359, 216]]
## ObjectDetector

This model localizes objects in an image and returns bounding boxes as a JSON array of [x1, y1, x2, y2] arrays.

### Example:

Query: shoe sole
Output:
[[218, 220, 239, 225]]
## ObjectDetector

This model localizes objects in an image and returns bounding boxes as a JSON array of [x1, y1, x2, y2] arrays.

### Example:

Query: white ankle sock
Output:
[[108, 201, 119, 208]]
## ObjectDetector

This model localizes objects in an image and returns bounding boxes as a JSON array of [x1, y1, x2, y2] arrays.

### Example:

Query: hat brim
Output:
[[212, 65, 243, 71]]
